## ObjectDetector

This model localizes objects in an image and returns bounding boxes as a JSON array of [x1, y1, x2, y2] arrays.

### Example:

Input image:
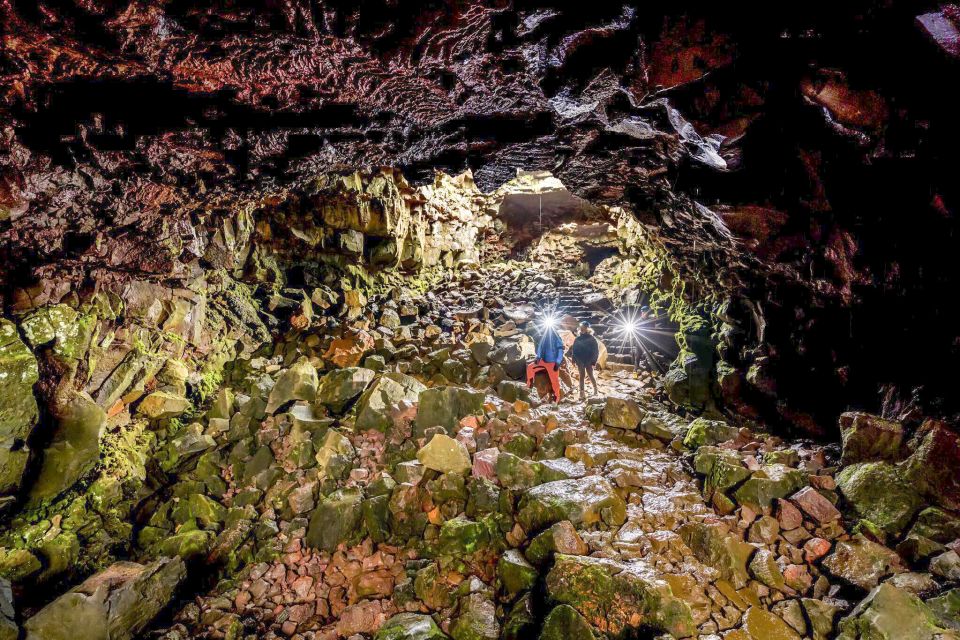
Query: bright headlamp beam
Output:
[[541, 314, 558, 330]]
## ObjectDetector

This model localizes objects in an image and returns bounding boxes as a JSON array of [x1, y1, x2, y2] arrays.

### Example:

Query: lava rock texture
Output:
[[2, 2, 959, 427]]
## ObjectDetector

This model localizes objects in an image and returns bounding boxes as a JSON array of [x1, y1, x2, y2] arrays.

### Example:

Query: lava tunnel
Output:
[[1, 1, 960, 639]]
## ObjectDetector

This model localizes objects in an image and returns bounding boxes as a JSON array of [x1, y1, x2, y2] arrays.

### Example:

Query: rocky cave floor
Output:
[[8, 260, 958, 640]]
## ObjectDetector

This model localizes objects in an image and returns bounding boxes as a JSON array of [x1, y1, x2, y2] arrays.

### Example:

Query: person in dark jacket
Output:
[[570, 322, 599, 401]]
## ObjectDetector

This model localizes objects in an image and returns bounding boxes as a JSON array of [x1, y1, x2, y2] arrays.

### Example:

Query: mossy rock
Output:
[[316, 367, 375, 413], [0, 319, 40, 495], [415, 386, 484, 435], [732, 464, 808, 510], [517, 477, 626, 532], [439, 516, 490, 556], [682, 417, 738, 449], [375, 613, 449, 640], [306, 487, 363, 552], [545, 554, 694, 638], [497, 550, 538, 597], [160, 529, 214, 559], [837, 583, 953, 640], [679, 522, 754, 589], [837, 461, 923, 536], [539, 604, 597, 640]]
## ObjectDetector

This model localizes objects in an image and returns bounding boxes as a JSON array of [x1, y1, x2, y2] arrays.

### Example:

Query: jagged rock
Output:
[[926, 588, 960, 631], [439, 516, 490, 555], [837, 461, 922, 535], [0, 319, 39, 496], [517, 477, 626, 532], [29, 391, 107, 502], [316, 366, 375, 413], [497, 550, 537, 597], [451, 592, 499, 640], [415, 564, 454, 610], [416, 386, 484, 433], [839, 412, 904, 464], [503, 593, 536, 640], [315, 429, 357, 479], [1, 578, 16, 640], [495, 452, 542, 490], [822, 535, 905, 590], [266, 357, 318, 413], [488, 336, 536, 379], [737, 606, 802, 640], [306, 487, 364, 551], [355, 373, 426, 432], [902, 419, 960, 512], [0, 549, 41, 582], [682, 417, 738, 449], [417, 434, 472, 474], [539, 604, 596, 640], [930, 550, 960, 580], [601, 397, 644, 430], [545, 554, 695, 638], [802, 598, 843, 640], [159, 529, 213, 559], [375, 613, 449, 640], [23, 558, 185, 640], [790, 486, 841, 524], [750, 548, 787, 591], [733, 464, 808, 510], [525, 520, 589, 566], [837, 583, 955, 639], [323, 330, 376, 368], [694, 446, 752, 493], [679, 522, 755, 589], [138, 390, 191, 420], [909, 507, 960, 543]]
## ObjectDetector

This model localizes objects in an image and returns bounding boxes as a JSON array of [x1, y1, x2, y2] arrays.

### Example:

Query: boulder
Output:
[[539, 605, 597, 640], [733, 464, 808, 510], [739, 607, 802, 640], [137, 390, 191, 420], [790, 487, 841, 525], [306, 487, 364, 551], [355, 373, 426, 432], [545, 554, 695, 638], [29, 391, 106, 502], [1, 578, 16, 640], [525, 520, 589, 566], [902, 420, 960, 512], [323, 330, 376, 368], [822, 535, 905, 590], [23, 558, 185, 640], [682, 417, 738, 449], [416, 386, 484, 433], [839, 412, 904, 464], [417, 434, 471, 475], [517, 477, 626, 532], [451, 593, 499, 640], [375, 613, 449, 640], [694, 446, 751, 493], [601, 397, 644, 430], [0, 319, 39, 495], [488, 336, 536, 379], [926, 588, 960, 632], [316, 367, 375, 413], [497, 550, 537, 597], [679, 522, 755, 589], [837, 461, 923, 535], [439, 516, 490, 555], [266, 358, 318, 413], [837, 583, 955, 640]]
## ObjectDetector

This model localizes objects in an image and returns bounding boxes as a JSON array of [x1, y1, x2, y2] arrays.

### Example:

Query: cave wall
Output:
[[0, 169, 494, 589], [2, 1, 959, 433]]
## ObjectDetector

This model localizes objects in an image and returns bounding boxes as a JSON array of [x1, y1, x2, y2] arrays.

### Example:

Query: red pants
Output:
[[526, 360, 562, 402]]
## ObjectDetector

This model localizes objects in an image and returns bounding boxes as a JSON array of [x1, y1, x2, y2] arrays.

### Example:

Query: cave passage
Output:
[[2, 2, 960, 640]]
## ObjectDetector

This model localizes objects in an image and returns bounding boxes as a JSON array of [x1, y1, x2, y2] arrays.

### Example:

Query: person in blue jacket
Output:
[[536, 325, 565, 369]]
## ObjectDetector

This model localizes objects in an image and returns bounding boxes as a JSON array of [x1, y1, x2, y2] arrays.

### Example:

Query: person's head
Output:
[[579, 321, 591, 334]]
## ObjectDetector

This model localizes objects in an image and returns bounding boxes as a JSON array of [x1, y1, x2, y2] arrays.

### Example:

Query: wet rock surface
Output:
[[0, 264, 953, 639]]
